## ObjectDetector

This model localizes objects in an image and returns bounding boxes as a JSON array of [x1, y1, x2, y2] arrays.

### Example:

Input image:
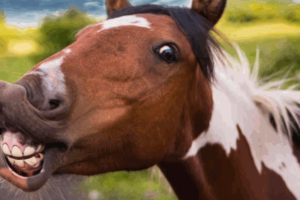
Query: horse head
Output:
[[0, 0, 226, 192]]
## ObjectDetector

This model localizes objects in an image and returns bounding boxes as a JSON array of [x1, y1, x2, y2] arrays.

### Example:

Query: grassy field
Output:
[[0, 0, 300, 199]]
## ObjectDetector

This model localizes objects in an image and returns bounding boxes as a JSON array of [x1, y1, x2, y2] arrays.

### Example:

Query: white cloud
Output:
[[153, 0, 176, 4], [52, 11, 60, 16], [89, 14, 106, 20], [6, 21, 39, 29], [84, 2, 101, 8], [5, 9, 62, 29], [51, 9, 67, 17], [129, 0, 190, 6], [187, 0, 192, 7]]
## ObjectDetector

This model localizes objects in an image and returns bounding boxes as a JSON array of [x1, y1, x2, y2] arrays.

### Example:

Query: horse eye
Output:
[[157, 45, 178, 63]]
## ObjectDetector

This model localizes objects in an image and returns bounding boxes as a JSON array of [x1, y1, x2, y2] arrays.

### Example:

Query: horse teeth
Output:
[[39, 153, 44, 160], [24, 156, 37, 166], [7, 157, 15, 165], [2, 144, 11, 156], [35, 153, 44, 160], [15, 159, 24, 167], [24, 146, 35, 156], [12, 146, 23, 157], [36, 144, 43, 152]]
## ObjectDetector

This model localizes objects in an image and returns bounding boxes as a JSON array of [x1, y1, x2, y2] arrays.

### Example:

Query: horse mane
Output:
[[109, 4, 222, 83], [214, 44, 300, 146]]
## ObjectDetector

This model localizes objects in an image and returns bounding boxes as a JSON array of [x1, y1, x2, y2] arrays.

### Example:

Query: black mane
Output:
[[109, 4, 221, 83]]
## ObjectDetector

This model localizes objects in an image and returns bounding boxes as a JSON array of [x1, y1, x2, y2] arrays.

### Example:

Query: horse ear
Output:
[[106, 0, 132, 16], [190, 0, 226, 25]]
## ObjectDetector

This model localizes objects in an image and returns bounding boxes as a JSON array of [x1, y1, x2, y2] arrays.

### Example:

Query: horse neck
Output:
[[158, 80, 253, 200], [158, 56, 300, 200], [158, 157, 214, 200]]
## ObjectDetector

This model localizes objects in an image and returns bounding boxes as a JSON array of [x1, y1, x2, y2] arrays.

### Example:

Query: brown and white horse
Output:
[[1, 0, 300, 199]]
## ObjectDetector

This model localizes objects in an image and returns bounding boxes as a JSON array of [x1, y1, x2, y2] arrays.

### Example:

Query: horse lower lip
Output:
[[0, 146, 64, 191], [5, 152, 44, 177]]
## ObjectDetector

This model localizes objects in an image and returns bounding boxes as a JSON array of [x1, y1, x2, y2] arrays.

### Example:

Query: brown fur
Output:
[[106, 0, 132, 16], [191, 0, 226, 25]]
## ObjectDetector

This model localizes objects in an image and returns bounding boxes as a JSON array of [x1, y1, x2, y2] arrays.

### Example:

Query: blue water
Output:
[[0, 0, 191, 28]]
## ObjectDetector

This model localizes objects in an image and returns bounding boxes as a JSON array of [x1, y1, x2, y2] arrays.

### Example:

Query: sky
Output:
[[0, 0, 191, 29]]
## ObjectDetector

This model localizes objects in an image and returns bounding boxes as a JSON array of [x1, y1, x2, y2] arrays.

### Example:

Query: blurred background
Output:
[[0, 0, 299, 199]]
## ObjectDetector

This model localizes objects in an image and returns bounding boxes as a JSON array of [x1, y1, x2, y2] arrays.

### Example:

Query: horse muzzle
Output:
[[0, 81, 68, 191]]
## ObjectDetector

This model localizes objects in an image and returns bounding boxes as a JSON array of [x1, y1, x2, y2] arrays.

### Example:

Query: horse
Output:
[[0, 0, 300, 199]]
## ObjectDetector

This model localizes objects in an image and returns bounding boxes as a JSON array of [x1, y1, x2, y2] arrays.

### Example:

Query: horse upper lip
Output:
[[0, 81, 68, 145]]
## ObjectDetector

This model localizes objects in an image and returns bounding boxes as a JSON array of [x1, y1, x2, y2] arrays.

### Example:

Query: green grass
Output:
[[80, 169, 175, 200], [219, 36, 300, 89], [0, 56, 35, 82], [216, 21, 300, 41], [223, 0, 300, 24]]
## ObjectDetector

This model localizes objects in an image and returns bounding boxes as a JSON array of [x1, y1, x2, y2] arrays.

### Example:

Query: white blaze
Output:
[[64, 48, 72, 54], [26, 49, 71, 99], [97, 15, 151, 32]]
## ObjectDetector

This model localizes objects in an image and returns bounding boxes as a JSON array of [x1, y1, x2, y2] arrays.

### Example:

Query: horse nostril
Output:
[[49, 99, 60, 110], [43, 97, 68, 120]]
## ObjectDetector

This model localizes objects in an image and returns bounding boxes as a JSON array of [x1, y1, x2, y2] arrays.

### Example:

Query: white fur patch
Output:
[[64, 48, 71, 54], [26, 51, 70, 99], [184, 45, 300, 198], [97, 15, 151, 32]]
